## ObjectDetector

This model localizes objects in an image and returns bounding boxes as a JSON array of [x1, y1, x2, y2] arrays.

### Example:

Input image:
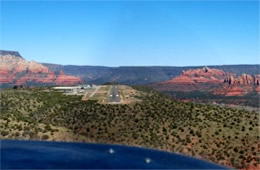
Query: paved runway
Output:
[[108, 85, 120, 103]]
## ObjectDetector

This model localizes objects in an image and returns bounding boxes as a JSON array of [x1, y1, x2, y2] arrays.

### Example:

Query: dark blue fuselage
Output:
[[1, 140, 227, 169]]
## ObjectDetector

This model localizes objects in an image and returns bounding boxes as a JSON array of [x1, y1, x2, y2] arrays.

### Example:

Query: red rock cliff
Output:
[[171, 67, 227, 84], [153, 67, 227, 91], [215, 73, 260, 96], [0, 50, 83, 86], [153, 66, 260, 96]]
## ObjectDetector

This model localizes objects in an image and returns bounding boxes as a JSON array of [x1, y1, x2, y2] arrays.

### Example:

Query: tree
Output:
[[42, 134, 49, 140], [1, 131, 9, 136], [15, 132, 20, 137]]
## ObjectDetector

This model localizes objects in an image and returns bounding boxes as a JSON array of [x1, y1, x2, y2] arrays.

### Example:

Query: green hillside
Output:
[[0, 87, 259, 169]]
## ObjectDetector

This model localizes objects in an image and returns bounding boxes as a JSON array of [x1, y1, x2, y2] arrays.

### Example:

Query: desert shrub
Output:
[[15, 132, 20, 137], [41, 134, 49, 140], [1, 131, 9, 136]]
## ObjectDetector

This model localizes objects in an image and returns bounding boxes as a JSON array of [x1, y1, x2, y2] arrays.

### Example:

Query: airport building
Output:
[[53, 84, 95, 94]]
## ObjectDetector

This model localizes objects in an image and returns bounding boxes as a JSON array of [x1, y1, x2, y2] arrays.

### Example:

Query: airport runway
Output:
[[108, 85, 120, 103]]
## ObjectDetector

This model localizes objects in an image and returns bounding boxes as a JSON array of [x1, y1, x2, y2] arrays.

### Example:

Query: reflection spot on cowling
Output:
[[108, 148, 115, 154], [145, 158, 151, 164]]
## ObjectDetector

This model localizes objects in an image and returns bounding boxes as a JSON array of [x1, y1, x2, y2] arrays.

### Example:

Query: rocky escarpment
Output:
[[0, 50, 83, 86], [152, 67, 228, 92], [224, 74, 256, 85], [0, 50, 23, 58], [173, 67, 227, 84], [214, 74, 260, 96], [152, 67, 260, 96]]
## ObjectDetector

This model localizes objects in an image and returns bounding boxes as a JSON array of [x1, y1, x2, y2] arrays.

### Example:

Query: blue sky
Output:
[[1, 0, 259, 66]]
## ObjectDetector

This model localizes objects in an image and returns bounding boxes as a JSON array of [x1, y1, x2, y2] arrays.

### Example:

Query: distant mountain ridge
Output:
[[1, 50, 259, 87], [42, 63, 260, 85]]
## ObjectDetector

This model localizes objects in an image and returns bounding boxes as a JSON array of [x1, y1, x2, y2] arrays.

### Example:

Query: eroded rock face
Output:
[[0, 50, 83, 86], [27, 61, 50, 73], [153, 67, 227, 91], [254, 75, 260, 85], [169, 67, 227, 84], [216, 73, 260, 96], [55, 71, 83, 85], [254, 75, 260, 93], [153, 67, 260, 96], [224, 74, 254, 85]]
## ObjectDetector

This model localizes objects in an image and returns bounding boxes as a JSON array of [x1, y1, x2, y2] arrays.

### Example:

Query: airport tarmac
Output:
[[108, 85, 120, 103]]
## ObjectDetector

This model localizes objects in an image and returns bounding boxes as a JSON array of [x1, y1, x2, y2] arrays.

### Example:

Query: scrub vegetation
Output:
[[0, 87, 259, 169], [166, 91, 260, 109]]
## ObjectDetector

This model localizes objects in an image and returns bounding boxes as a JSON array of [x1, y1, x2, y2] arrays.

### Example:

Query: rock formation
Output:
[[0, 50, 83, 86], [153, 66, 260, 96], [215, 73, 260, 96], [153, 67, 227, 91], [224, 73, 254, 85], [167, 67, 227, 84], [55, 71, 83, 85]]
